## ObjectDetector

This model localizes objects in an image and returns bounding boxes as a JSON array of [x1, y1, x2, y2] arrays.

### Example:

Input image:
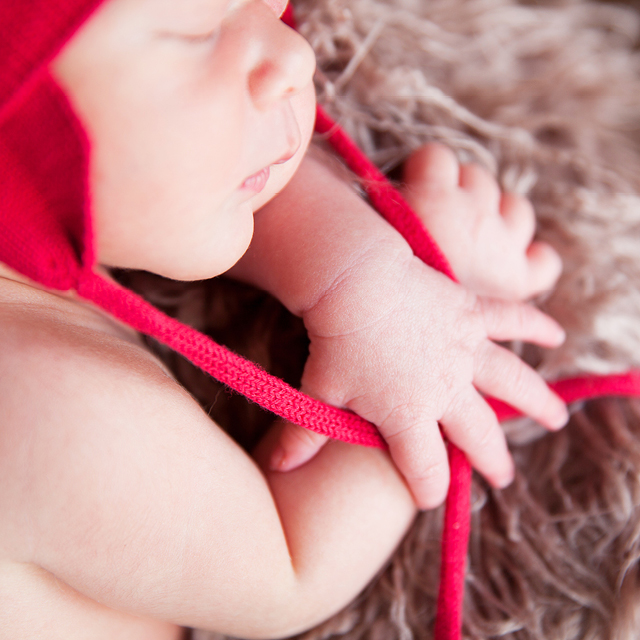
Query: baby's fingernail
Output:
[[269, 446, 288, 472], [547, 324, 566, 347], [550, 404, 570, 430], [496, 463, 515, 489], [555, 327, 566, 345]]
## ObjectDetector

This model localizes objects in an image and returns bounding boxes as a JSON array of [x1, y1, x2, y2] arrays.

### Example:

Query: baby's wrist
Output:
[[301, 237, 415, 338], [241, 150, 416, 323]]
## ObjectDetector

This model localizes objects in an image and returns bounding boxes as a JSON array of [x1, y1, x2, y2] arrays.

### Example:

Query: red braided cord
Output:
[[76, 270, 385, 449], [434, 443, 472, 640], [310, 104, 640, 638], [314, 107, 456, 280], [79, 10, 640, 640], [3, 4, 640, 639], [489, 371, 640, 422], [79, 10, 640, 639], [288, 9, 471, 636], [76, 268, 640, 640], [314, 103, 469, 640]]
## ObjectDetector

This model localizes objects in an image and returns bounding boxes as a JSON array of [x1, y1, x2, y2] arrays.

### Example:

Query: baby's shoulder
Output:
[[0, 274, 190, 428]]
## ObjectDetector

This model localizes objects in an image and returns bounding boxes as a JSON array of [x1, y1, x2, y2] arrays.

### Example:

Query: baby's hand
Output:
[[401, 143, 562, 300], [268, 145, 566, 508], [270, 250, 567, 509]]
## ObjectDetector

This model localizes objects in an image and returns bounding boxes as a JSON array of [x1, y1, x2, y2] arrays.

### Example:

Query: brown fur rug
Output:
[[119, 0, 640, 637]]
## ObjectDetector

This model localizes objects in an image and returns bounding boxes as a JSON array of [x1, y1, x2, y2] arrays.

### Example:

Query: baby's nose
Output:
[[247, 2, 316, 110], [262, 0, 290, 17]]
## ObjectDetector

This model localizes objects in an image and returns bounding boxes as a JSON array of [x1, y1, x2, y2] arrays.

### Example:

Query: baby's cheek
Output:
[[251, 84, 315, 212], [297, 83, 317, 152]]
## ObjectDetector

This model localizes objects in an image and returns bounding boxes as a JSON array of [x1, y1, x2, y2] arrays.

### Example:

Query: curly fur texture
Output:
[[123, 0, 640, 637]]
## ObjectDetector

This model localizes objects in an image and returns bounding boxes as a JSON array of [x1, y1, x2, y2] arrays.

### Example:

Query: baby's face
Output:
[[53, 0, 316, 280]]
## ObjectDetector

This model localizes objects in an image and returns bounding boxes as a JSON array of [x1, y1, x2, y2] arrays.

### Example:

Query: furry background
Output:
[[119, 0, 640, 637]]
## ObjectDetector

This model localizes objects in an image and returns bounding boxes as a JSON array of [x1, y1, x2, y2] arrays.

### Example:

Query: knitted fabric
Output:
[[2, 3, 640, 640]]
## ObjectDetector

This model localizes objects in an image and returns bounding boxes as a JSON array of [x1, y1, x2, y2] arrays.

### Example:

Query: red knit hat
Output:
[[0, 1, 102, 289], [2, 3, 640, 640]]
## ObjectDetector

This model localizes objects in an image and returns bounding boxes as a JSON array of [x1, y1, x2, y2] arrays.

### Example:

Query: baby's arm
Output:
[[0, 288, 415, 638], [232, 148, 568, 509]]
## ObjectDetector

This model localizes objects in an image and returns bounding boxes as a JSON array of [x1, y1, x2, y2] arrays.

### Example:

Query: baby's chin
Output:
[[98, 204, 255, 282], [178, 207, 256, 281], [126, 159, 304, 281]]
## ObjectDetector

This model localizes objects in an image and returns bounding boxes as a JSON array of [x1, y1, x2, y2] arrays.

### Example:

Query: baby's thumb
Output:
[[269, 423, 329, 472]]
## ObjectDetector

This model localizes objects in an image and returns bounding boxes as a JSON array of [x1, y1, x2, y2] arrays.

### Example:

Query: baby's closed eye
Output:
[[152, 0, 249, 46]]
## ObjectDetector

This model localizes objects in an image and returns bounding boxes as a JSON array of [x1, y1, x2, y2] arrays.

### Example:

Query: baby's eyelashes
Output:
[[156, 28, 221, 46]]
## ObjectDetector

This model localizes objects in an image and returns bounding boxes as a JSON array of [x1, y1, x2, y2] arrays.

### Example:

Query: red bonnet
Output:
[[0, 0, 104, 289]]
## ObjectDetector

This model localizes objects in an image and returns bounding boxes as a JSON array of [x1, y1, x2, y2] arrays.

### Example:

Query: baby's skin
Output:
[[237, 143, 566, 508], [0, 0, 566, 638]]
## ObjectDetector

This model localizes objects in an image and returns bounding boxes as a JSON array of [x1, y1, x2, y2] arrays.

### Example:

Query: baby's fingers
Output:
[[474, 341, 568, 430], [269, 423, 329, 472], [500, 193, 536, 247], [441, 386, 515, 490], [479, 297, 565, 348], [525, 241, 563, 298], [403, 142, 460, 192], [382, 416, 449, 510]]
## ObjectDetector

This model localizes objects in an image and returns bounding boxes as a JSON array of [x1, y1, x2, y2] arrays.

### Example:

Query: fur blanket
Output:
[[121, 0, 640, 637]]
